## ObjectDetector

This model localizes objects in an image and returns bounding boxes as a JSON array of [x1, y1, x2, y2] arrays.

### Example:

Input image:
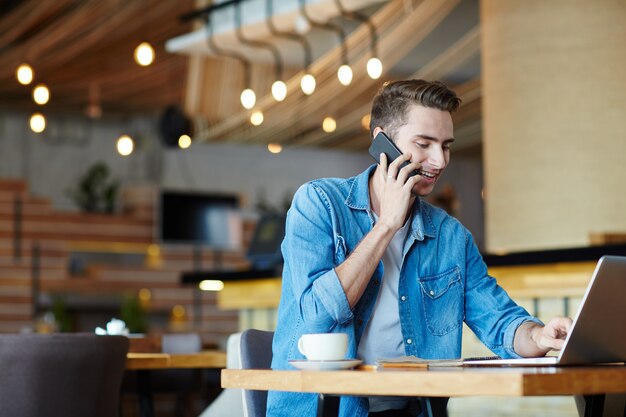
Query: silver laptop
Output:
[[467, 255, 626, 366]]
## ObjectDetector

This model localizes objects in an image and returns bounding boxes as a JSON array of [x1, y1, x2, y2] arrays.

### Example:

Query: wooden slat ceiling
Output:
[[0, 0, 195, 116], [185, 0, 482, 151], [0, 0, 482, 150]]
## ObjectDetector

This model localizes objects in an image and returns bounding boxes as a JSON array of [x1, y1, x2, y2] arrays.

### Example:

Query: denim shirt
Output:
[[267, 165, 540, 417]]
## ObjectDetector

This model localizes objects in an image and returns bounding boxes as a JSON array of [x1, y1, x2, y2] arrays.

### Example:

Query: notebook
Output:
[[466, 255, 626, 366]]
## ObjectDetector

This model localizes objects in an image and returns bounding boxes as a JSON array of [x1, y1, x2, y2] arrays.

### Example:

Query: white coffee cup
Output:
[[297, 333, 348, 361]]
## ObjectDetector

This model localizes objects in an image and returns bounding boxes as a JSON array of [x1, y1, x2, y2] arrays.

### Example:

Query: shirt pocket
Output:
[[418, 266, 463, 336]]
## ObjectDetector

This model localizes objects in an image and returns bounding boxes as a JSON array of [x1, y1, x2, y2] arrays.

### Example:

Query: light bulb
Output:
[[116, 135, 134, 156], [199, 280, 225, 291], [367, 57, 383, 79], [300, 73, 316, 95], [322, 116, 337, 133], [134, 42, 155, 66], [337, 64, 353, 86], [32, 84, 50, 105], [29, 113, 46, 133], [271, 80, 287, 102], [250, 110, 264, 126], [240, 88, 256, 109], [361, 114, 371, 131], [178, 134, 191, 149], [267, 143, 282, 154], [16, 63, 34, 85]]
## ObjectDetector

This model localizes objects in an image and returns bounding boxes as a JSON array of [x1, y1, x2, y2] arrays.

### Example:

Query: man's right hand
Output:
[[376, 152, 422, 231]]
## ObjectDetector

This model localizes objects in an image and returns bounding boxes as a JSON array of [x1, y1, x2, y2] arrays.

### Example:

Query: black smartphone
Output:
[[368, 131, 420, 177]]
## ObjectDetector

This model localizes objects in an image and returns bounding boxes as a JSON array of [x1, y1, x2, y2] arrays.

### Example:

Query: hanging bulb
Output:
[[267, 143, 282, 154], [178, 134, 192, 149], [337, 64, 353, 86], [300, 73, 316, 95], [32, 84, 50, 105], [240, 88, 256, 109], [322, 116, 337, 133], [271, 80, 287, 102], [116, 135, 134, 156], [367, 57, 383, 79], [250, 110, 264, 126], [16, 63, 34, 85], [361, 114, 371, 131], [29, 113, 46, 133], [134, 42, 155, 66]]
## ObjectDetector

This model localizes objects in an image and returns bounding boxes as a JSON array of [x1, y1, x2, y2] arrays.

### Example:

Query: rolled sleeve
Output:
[[502, 316, 545, 358], [284, 183, 353, 333], [310, 268, 353, 326]]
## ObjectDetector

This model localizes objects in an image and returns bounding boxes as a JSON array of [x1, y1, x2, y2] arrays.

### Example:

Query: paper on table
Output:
[[376, 356, 464, 368], [376, 355, 502, 368]]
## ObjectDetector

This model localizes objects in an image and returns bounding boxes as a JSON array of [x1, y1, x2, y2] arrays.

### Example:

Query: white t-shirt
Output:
[[357, 216, 410, 412]]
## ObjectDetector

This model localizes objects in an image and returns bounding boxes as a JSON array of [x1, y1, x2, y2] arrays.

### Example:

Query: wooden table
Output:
[[221, 365, 626, 417], [126, 351, 226, 370], [126, 351, 227, 417]]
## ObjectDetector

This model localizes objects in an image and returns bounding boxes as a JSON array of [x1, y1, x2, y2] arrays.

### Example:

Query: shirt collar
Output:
[[344, 164, 436, 240]]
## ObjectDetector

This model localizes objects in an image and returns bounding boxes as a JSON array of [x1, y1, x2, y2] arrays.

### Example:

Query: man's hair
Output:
[[369, 79, 461, 139]]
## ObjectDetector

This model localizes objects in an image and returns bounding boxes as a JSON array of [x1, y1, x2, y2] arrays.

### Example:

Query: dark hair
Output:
[[369, 79, 461, 138]]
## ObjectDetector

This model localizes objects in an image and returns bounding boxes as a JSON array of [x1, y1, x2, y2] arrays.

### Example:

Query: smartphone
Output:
[[368, 132, 420, 177]]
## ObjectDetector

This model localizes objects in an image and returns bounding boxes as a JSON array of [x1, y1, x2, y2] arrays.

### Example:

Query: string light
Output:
[[116, 135, 134, 156], [271, 80, 287, 102], [29, 113, 46, 133], [16, 63, 34, 85], [32, 84, 50, 105], [367, 57, 383, 79], [240, 88, 256, 109], [337, 64, 353, 86], [267, 143, 282, 154], [134, 42, 155, 66], [361, 114, 371, 131], [250, 110, 264, 126], [322, 116, 337, 133], [300, 73, 316, 95], [178, 134, 192, 149]]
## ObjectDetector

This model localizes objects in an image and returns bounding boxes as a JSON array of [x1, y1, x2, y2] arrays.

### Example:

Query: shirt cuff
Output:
[[311, 268, 353, 326], [503, 316, 544, 358]]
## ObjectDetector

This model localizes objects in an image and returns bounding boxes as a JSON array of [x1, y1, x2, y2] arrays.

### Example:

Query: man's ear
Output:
[[372, 126, 383, 139]]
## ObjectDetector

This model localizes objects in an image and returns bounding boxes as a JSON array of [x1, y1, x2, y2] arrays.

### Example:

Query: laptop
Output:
[[466, 255, 626, 366], [180, 213, 285, 284]]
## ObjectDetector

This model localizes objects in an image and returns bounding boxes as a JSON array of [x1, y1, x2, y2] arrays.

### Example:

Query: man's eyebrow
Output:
[[415, 134, 455, 143]]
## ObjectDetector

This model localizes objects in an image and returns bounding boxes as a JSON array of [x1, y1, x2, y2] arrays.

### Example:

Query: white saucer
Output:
[[289, 359, 362, 371]]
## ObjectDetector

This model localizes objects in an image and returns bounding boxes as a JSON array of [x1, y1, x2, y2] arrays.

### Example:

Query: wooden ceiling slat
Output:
[[0, 0, 108, 76], [0, 0, 194, 116], [0, 0, 73, 49]]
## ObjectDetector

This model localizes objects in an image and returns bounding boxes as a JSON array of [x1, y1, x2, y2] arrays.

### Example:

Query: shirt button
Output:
[[429, 290, 435, 296], [407, 339, 412, 344], [400, 295, 406, 301]]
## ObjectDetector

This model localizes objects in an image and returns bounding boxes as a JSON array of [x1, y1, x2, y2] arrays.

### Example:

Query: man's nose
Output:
[[428, 147, 446, 169]]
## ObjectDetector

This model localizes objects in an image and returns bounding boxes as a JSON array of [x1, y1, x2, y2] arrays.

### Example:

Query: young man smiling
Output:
[[267, 79, 571, 417]]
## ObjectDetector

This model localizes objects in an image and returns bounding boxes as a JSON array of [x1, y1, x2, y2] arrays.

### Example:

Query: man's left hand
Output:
[[531, 316, 573, 352]]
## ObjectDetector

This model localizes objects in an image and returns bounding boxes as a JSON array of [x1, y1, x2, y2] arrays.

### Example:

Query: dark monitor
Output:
[[246, 214, 285, 269], [159, 191, 242, 249]]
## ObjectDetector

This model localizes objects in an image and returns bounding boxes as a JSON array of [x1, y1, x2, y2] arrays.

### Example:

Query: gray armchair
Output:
[[0, 333, 129, 417]]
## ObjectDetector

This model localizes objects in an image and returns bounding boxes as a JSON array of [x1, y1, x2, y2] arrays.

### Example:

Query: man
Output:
[[267, 79, 572, 417]]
